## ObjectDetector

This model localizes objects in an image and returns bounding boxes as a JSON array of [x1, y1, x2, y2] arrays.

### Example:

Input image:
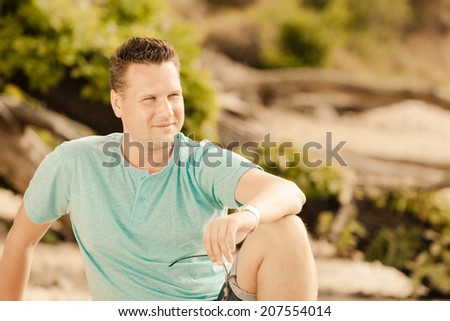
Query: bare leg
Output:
[[235, 215, 318, 300]]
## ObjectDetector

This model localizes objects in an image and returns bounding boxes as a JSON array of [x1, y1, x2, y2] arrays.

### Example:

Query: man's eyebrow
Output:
[[137, 92, 156, 99]]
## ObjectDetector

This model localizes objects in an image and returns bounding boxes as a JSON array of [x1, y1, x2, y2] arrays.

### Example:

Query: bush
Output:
[[276, 19, 330, 67], [259, 0, 336, 69], [302, 0, 331, 11], [365, 226, 424, 270], [0, 0, 218, 139], [206, 0, 256, 9]]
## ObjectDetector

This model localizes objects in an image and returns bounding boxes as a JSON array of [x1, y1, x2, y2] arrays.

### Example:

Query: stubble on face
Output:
[[117, 62, 185, 170]]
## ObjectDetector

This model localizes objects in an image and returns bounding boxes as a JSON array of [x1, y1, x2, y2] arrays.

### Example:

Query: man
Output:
[[0, 37, 317, 300]]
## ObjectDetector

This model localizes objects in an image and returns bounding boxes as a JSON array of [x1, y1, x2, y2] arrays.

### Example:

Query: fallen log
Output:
[[255, 68, 450, 112], [202, 49, 450, 114], [0, 94, 92, 141], [0, 94, 92, 193], [341, 150, 450, 190]]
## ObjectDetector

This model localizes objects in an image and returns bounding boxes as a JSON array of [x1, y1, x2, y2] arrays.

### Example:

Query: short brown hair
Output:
[[110, 37, 180, 93]]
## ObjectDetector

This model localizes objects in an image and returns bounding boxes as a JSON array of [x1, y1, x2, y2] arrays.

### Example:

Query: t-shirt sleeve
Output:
[[23, 145, 72, 224], [195, 142, 262, 209]]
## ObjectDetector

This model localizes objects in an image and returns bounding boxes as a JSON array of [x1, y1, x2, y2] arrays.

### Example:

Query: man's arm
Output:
[[0, 202, 53, 300], [203, 168, 305, 265], [234, 168, 305, 222]]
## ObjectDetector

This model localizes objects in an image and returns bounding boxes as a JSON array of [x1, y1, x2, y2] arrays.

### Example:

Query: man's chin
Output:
[[147, 133, 178, 148]]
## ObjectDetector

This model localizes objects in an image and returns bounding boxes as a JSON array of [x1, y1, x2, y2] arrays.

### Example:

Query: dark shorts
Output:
[[216, 255, 257, 301]]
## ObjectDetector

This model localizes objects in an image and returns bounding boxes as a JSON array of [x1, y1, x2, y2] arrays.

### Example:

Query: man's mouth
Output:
[[152, 121, 175, 128]]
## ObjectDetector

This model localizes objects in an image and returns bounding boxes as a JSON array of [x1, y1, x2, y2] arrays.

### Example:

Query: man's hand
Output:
[[203, 211, 258, 266]]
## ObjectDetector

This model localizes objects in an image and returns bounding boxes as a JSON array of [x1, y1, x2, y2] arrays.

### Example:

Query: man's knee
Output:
[[255, 214, 310, 247], [235, 214, 316, 297]]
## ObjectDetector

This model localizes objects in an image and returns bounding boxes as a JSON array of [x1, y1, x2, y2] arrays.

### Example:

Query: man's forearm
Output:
[[0, 203, 52, 300], [245, 180, 305, 224], [0, 237, 34, 300]]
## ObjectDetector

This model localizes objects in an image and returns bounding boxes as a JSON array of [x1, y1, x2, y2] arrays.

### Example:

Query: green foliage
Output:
[[0, 0, 218, 138], [256, 141, 344, 201], [33, 127, 64, 150], [316, 211, 367, 257], [206, 0, 255, 8], [383, 189, 450, 295], [343, 0, 411, 33], [316, 211, 334, 237], [303, 0, 412, 45], [366, 226, 423, 270], [302, 0, 330, 11], [276, 19, 330, 67], [259, 0, 342, 68], [385, 189, 450, 232], [364, 187, 450, 296], [41, 229, 60, 244], [407, 231, 450, 295], [328, 0, 412, 68], [336, 216, 366, 257], [180, 66, 219, 140]]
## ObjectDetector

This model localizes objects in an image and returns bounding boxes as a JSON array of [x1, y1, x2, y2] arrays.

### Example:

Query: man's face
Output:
[[111, 62, 185, 149]]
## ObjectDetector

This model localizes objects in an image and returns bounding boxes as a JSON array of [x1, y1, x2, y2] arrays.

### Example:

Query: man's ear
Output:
[[110, 89, 122, 118]]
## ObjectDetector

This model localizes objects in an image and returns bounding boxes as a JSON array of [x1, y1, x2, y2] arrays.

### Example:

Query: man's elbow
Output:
[[286, 181, 306, 214]]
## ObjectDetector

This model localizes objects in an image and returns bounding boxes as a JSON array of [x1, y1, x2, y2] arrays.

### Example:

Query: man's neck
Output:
[[121, 138, 174, 174]]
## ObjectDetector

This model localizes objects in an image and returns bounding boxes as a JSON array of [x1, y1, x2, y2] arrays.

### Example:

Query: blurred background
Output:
[[1, 0, 450, 300]]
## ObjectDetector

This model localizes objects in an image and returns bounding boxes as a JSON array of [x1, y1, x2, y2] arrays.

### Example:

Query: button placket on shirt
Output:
[[131, 174, 150, 223]]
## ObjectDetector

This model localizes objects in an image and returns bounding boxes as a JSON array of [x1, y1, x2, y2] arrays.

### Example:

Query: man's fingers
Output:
[[203, 227, 214, 262], [204, 217, 240, 266], [226, 221, 237, 260], [204, 220, 223, 265], [209, 227, 222, 265], [218, 223, 234, 264]]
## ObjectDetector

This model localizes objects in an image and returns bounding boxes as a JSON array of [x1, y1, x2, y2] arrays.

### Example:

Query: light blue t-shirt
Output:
[[24, 132, 258, 300]]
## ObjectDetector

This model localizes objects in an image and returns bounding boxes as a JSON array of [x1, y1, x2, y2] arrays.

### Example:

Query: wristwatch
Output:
[[236, 204, 260, 233]]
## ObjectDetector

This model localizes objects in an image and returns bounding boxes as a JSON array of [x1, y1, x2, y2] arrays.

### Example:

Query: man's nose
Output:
[[158, 98, 175, 117]]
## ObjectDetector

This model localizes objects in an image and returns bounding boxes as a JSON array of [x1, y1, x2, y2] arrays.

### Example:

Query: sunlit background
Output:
[[1, 0, 449, 300]]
